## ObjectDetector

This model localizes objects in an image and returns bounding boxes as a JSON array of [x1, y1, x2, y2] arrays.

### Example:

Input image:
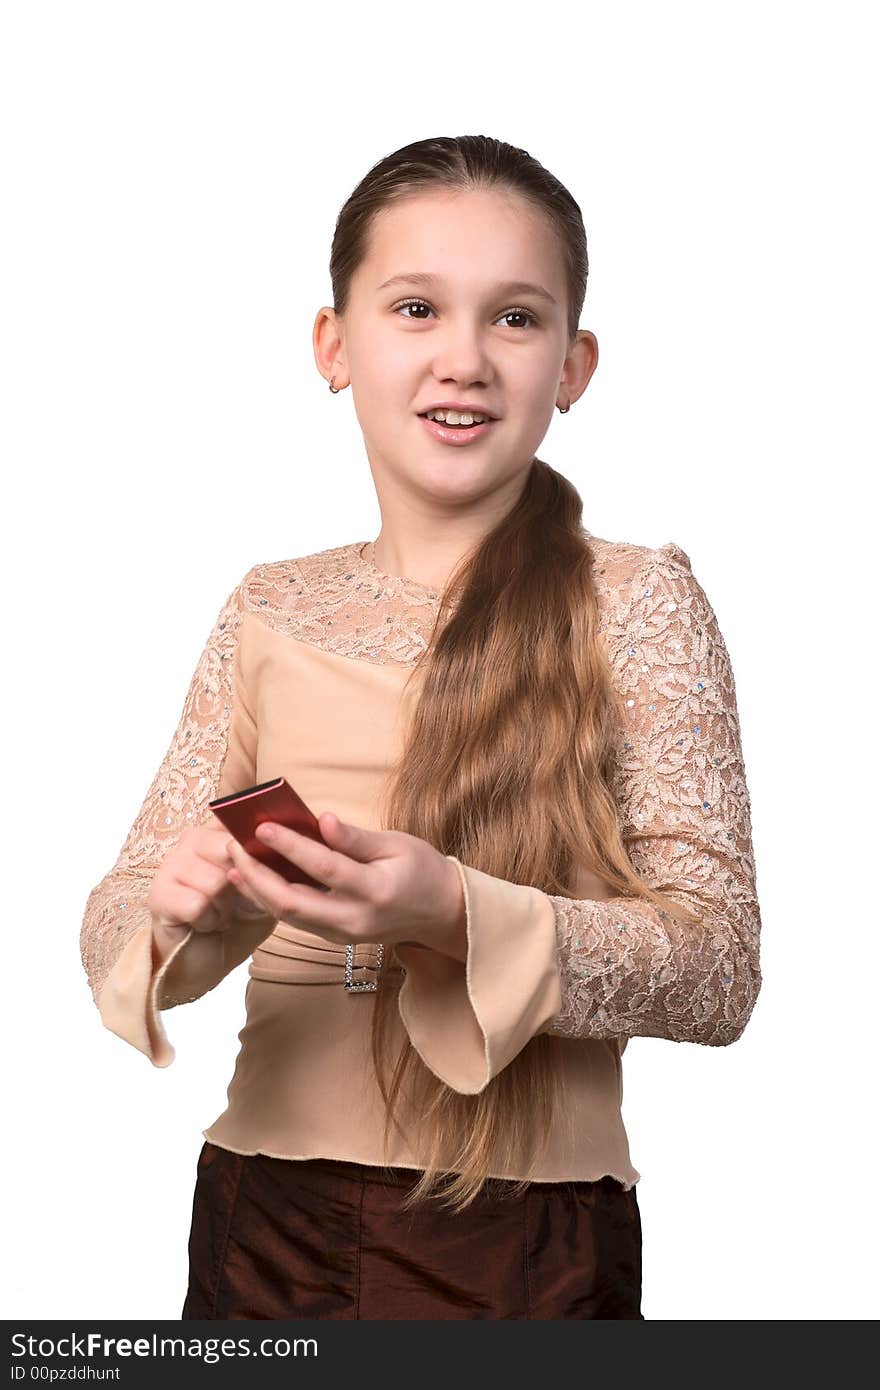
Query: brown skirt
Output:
[[181, 1140, 644, 1320]]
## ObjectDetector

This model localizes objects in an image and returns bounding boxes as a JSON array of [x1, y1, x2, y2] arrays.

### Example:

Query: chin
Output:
[[416, 461, 508, 505]]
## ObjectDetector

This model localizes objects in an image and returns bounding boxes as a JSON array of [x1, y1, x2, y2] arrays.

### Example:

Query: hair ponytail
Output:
[[329, 136, 697, 1211]]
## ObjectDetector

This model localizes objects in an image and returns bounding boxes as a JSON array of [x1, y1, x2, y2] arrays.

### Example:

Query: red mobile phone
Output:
[[209, 776, 330, 892]]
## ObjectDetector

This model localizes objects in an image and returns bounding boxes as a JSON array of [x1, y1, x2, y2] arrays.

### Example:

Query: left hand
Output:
[[224, 812, 465, 952]]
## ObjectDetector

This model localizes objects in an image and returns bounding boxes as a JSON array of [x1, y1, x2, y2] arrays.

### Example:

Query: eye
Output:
[[391, 298, 538, 330]]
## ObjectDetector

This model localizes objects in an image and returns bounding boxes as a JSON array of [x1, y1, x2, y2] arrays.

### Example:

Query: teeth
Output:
[[425, 409, 488, 425]]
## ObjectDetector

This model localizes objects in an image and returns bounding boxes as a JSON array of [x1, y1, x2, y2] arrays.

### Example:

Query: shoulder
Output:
[[226, 542, 434, 664], [586, 530, 730, 677], [585, 529, 694, 615], [233, 541, 365, 611], [232, 533, 698, 618], [235, 534, 694, 600]]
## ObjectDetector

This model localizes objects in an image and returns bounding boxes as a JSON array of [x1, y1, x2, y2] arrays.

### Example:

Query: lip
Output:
[[418, 415, 496, 446]]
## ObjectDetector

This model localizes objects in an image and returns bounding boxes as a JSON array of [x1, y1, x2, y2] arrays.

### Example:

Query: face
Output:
[[315, 188, 596, 510]]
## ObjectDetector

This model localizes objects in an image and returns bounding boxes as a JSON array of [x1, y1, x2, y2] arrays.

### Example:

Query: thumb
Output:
[[318, 810, 380, 861]]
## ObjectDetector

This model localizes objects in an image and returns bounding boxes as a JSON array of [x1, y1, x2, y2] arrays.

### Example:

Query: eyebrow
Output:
[[376, 272, 558, 307]]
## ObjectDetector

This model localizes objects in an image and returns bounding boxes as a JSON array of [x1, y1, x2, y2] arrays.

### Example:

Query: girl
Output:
[[81, 134, 762, 1321]]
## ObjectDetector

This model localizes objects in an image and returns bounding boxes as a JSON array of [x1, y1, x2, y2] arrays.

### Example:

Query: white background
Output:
[[2, 0, 876, 1321]]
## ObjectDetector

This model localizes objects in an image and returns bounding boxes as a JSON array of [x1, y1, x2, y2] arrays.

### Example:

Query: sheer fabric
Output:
[[80, 533, 761, 1183]]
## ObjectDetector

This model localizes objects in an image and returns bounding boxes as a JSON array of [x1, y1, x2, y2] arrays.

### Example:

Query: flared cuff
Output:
[[96, 915, 276, 1067], [394, 857, 562, 1094], [96, 921, 192, 1068]]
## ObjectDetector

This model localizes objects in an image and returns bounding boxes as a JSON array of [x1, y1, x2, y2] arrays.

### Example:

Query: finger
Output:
[[233, 888, 275, 919], [228, 840, 349, 931], [252, 821, 357, 893], [171, 859, 266, 929], [216, 878, 274, 923], [200, 839, 237, 869], [207, 835, 276, 916], [189, 823, 240, 867], [176, 856, 230, 899], [163, 883, 228, 934], [317, 811, 389, 865]]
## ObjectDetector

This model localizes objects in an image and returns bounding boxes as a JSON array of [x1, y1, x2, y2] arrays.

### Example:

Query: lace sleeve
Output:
[[540, 544, 762, 1047], [80, 569, 274, 1064], [394, 544, 762, 1095]]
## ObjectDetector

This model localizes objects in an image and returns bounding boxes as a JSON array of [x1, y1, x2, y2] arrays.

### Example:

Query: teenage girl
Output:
[[83, 134, 762, 1320]]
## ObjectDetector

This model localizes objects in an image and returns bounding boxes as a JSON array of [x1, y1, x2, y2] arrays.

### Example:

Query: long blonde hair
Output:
[[329, 136, 699, 1212]]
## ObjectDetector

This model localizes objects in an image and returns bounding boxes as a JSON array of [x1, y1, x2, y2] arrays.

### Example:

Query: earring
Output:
[[558, 398, 571, 413], [329, 375, 340, 393]]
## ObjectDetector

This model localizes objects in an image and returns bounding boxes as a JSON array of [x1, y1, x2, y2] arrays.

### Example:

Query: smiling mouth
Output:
[[415, 414, 497, 448], [417, 413, 497, 428]]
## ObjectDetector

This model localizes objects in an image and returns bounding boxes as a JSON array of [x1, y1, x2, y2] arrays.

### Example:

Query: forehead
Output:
[[358, 188, 566, 295]]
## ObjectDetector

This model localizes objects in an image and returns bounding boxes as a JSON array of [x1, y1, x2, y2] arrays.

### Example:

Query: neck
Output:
[[369, 531, 470, 591], [365, 455, 533, 591]]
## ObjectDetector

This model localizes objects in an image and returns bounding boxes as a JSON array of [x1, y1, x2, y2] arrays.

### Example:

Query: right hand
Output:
[[147, 823, 274, 961]]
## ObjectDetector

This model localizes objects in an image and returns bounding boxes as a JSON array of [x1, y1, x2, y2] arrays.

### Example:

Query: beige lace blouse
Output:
[[80, 533, 762, 1188]]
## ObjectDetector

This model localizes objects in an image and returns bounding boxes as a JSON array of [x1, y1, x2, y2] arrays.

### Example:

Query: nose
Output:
[[430, 319, 495, 390]]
